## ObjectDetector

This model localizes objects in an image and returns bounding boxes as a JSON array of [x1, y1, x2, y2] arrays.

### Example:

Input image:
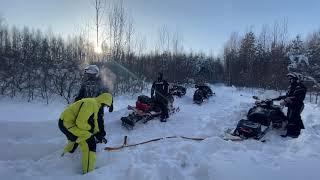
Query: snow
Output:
[[288, 54, 309, 71], [1, 85, 320, 180]]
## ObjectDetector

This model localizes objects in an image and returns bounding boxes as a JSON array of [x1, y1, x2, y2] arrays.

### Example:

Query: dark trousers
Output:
[[286, 104, 305, 136], [154, 97, 169, 119]]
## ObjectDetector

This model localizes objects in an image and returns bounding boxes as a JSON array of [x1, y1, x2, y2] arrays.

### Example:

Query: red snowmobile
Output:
[[121, 95, 179, 130]]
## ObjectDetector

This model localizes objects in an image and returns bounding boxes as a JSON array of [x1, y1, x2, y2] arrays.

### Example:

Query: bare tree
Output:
[[157, 25, 170, 53], [107, 0, 126, 60], [272, 19, 288, 47], [171, 30, 183, 55], [91, 0, 106, 50]]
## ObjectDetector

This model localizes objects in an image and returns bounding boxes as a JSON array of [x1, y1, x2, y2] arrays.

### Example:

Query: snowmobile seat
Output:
[[247, 106, 271, 126], [136, 101, 152, 112], [137, 95, 153, 104]]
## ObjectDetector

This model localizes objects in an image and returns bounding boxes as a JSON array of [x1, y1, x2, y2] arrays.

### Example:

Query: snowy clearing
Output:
[[0, 85, 320, 180]]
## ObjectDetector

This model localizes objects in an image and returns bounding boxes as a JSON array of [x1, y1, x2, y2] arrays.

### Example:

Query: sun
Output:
[[94, 44, 102, 54]]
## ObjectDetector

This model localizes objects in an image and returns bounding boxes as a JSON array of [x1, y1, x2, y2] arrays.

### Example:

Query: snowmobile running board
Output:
[[105, 135, 206, 151]]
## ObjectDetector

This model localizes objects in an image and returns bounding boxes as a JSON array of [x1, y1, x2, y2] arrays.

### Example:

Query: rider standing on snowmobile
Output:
[[151, 72, 170, 122], [273, 72, 307, 138], [59, 93, 112, 174]]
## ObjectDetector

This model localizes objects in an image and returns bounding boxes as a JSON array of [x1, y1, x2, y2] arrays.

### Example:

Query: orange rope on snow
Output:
[[104, 135, 206, 151]]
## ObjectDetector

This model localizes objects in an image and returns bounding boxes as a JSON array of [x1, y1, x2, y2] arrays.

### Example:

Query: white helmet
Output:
[[84, 65, 100, 77], [287, 72, 303, 83]]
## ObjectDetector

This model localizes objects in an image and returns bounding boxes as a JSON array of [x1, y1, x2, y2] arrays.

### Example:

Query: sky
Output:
[[1, 0, 320, 55]]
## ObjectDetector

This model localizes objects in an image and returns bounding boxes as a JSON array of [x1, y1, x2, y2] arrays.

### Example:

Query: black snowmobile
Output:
[[121, 95, 179, 130], [193, 84, 214, 104], [169, 84, 187, 97], [224, 97, 287, 141]]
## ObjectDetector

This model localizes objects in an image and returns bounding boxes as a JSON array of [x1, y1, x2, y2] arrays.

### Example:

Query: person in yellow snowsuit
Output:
[[58, 93, 113, 174]]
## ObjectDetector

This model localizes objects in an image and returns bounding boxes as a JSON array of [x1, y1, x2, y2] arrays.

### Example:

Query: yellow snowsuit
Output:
[[59, 93, 112, 174]]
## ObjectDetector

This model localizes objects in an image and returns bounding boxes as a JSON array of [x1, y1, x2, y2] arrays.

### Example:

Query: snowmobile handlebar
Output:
[[252, 96, 276, 103], [253, 96, 285, 109]]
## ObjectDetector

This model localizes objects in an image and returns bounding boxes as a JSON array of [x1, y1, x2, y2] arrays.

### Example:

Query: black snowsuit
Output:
[[275, 82, 307, 137], [74, 76, 111, 143], [75, 77, 108, 102], [151, 79, 170, 120]]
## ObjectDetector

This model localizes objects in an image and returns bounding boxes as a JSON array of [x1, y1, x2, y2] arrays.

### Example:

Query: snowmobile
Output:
[[121, 95, 179, 130], [193, 84, 214, 104], [224, 96, 287, 141], [169, 84, 186, 97]]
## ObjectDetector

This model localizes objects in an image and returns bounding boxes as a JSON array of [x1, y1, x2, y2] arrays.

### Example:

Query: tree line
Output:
[[0, 18, 99, 103], [224, 21, 320, 92], [0, 17, 224, 103], [1, 1, 320, 103]]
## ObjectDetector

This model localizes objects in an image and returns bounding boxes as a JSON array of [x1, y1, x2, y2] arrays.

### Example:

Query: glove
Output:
[[273, 95, 286, 101], [284, 97, 293, 104], [94, 134, 108, 144], [101, 137, 107, 144], [109, 103, 113, 112]]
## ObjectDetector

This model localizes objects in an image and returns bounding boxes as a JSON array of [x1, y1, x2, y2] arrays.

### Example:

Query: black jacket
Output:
[[151, 80, 169, 100], [275, 82, 307, 108], [275, 82, 307, 129], [75, 77, 108, 102]]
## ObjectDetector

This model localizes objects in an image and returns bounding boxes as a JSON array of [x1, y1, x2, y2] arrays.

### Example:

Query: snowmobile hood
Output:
[[96, 93, 113, 107]]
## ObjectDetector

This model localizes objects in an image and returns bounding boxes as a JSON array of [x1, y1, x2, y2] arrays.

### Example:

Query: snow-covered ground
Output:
[[1, 85, 320, 180]]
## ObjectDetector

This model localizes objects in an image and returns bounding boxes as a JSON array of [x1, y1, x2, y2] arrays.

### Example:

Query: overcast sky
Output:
[[1, 0, 320, 55]]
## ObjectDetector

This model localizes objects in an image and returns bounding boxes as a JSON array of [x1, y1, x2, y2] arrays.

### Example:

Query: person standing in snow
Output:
[[75, 65, 113, 138], [75, 65, 112, 111], [59, 93, 113, 174], [151, 72, 170, 122], [273, 72, 307, 138]]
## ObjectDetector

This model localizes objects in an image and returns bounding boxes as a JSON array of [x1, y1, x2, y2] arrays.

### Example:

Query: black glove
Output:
[[109, 103, 113, 112], [273, 96, 285, 101], [94, 134, 108, 144], [101, 137, 107, 144]]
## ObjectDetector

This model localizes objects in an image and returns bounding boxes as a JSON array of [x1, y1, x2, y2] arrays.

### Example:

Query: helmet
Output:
[[84, 65, 100, 78], [286, 72, 303, 83], [286, 72, 299, 80]]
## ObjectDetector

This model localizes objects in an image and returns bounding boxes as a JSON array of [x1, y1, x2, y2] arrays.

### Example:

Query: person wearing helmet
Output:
[[151, 72, 170, 122], [59, 93, 113, 174], [74, 65, 113, 151], [273, 72, 307, 138], [75, 65, 108, 100]]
